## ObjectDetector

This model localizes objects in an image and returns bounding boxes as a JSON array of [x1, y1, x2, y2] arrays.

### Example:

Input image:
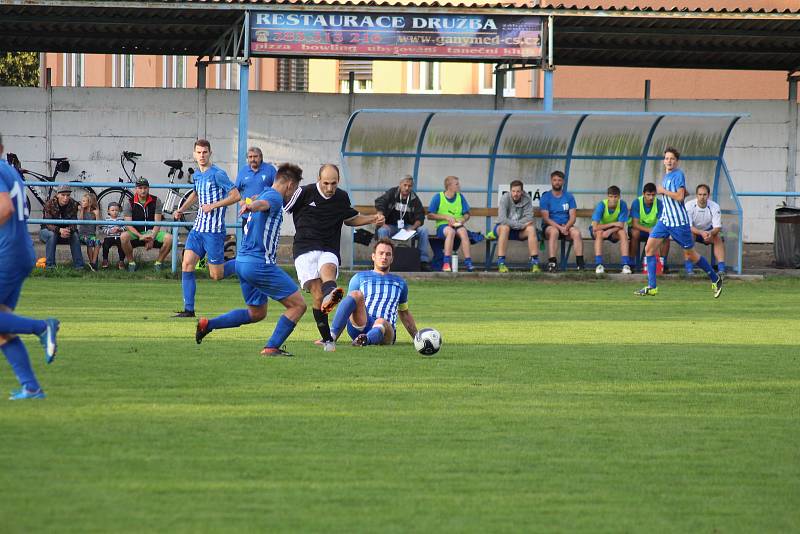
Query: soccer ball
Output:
[[414, 328, 442, 356]]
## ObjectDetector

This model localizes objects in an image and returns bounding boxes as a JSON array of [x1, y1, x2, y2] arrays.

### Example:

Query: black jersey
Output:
[[285, 183, 359, 260]]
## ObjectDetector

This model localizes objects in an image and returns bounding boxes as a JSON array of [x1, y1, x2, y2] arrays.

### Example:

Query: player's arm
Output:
[[710, 204, 723, 236], [397, 305, 418, 339], [565, 208, 577, 230], [0, 191, 13, 225], [657, 184, 687, 202], [124, 215, 144, 239], [202, 187, 241, 213], [344, 213, 382, 227], [242, 198, 272, 214], [173, 190, 197, 219], [632, 217, 647, 232]]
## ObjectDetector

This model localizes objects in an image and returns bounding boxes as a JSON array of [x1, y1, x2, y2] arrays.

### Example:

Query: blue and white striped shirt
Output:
[[237, 188, 283, 265], [659, 169, 690, 227], [192, 164, 235, 233], [348, 270, 409, 328]]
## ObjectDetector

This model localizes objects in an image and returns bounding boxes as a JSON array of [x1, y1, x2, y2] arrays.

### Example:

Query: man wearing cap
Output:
[[120, 177, 173, 271], [39, 185, 85, 269]]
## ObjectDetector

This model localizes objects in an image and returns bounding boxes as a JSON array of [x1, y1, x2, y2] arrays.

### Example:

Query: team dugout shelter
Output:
[[341, 109, 746, 273]]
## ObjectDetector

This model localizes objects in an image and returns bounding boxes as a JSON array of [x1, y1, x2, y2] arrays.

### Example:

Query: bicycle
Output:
[[95, 151, 139, 217], [161, 159, 198, 229], [8, 153, 97, 217]]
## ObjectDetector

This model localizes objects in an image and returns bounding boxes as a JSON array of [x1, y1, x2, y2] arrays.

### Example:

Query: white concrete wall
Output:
[[1, 86, 797, 242]]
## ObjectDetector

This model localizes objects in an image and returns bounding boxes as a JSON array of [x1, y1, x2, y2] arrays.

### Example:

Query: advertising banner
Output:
[[250, 12, 542, 60]]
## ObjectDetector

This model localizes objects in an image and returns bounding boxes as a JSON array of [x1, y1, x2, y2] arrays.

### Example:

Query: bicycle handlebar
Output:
[[123, 151, 141, 160]]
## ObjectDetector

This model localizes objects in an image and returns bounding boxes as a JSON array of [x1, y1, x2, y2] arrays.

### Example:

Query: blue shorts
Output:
[[0, 266, 32, 309], [346, 315, 397, 345], [589, 226, 621, 243], [185, 230, 226, 265], [492, 224, 528, 241], [650, 221, 694, 250], [237, 261, 298, 306]]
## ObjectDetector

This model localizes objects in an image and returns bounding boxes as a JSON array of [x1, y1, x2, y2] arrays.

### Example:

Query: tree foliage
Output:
[[0, 52, 39, 87]]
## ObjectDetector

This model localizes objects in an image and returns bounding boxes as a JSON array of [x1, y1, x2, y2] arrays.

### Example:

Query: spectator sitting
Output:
[[685, 183, 725, 274], [590, 185, 632, 274], [374, 174, 430, 271], [427, 175, 474, 272], [539, 171, 585, 272], [77, 192, 101, 271], [100, 201, 126, 269], [629, 182, 670, 272], [39, 185, 85, 269], [489, 180, 540, 273], [120, 178, 174, 272]]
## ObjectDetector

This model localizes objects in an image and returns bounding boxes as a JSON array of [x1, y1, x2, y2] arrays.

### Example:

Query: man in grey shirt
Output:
[[490, 180, 540, 272]]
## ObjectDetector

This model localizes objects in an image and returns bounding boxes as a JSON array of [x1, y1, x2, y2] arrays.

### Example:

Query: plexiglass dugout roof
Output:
[[341, 109, 746, 273]]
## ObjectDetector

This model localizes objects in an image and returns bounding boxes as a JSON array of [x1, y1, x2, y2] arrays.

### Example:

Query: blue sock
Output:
[[622, 255, 630, 266], [444, 255, 451, 265], [684, 259, 694, 273], [223, 259, 236, 278], [464, 258, 473, 268], [718, 261, 726, 273], [330, 295, 357, 339], [530, 255, 539, 265], [366, 325, 384, 345], [181, 271, 196, 311], [0, 313, 46, 335], [208, 309, 251, 331], [266, 315, 297, 349], [595, 255, 603, 265], [498, 255, 506, 265], [2, 337, 40, 391], [646, 255, 657, 288], [695, 256, 719, 283]]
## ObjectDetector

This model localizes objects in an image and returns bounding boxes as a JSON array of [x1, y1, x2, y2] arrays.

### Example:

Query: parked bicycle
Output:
[[95, 151, 139, 217], [8, 153, 97, 217], [161, 159, 198, 228]]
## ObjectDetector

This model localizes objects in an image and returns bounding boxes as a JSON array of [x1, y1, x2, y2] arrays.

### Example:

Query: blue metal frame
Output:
[[341, 109, 747, 271]]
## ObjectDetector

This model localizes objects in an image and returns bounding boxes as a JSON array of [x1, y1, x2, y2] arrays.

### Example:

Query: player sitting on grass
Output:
[[195, 164, 306, 357], [329, 239, 419, 347]]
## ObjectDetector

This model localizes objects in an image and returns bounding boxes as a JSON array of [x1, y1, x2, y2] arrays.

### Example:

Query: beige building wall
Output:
[[309, 59, 338, 93], [373, 61, 404, 94]]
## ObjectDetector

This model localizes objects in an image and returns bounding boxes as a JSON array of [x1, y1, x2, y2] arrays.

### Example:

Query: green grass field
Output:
[[2, 275, 799, 532]]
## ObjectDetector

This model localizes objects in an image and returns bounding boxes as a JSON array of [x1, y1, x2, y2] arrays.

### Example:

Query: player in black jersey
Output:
[[284, 164, 384, 351]]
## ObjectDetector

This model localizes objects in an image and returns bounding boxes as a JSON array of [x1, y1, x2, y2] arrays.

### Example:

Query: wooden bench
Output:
[[354, 205, 594, 270]]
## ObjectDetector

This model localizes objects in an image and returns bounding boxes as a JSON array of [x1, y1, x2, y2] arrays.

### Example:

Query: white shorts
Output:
[[294, 250, 339, 290]]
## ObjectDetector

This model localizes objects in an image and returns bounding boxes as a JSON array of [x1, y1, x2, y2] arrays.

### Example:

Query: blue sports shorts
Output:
[[185, 230, 226, 265], [0, 265, 32, 309], [650, 221, 694, 249], [237, 261, 298, 306]]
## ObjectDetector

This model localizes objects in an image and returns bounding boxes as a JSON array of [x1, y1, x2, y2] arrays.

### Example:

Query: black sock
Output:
[[576, 255, 585, 267], [321, 280, 337, 298], [313, 307, 333, 342], [548, 257, 557, 264]]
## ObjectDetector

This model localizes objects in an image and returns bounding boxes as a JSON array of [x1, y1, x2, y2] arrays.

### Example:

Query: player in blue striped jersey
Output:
[[195, 164, 306, 357], [0, 137, 59, 400], [173, 139, 241, 317], [330, 239, 419, 348], [635, 147, 723, 298]]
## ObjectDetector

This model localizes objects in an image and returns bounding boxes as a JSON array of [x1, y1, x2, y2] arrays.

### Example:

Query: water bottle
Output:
[[452, 254, 459, 273]]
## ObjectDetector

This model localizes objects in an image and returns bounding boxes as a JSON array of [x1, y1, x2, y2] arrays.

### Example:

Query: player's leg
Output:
[[331, 289, 367, 341], [176, 230, 204, 317], [616, 228, 631, 272], [495, 224, 510, 272], [659, 238, 671, 272], [205, 233, 226, 281], [354, 317, 395, 347], [0, 283, 46, 399], [262, 290, 307, 357], [568, 226, 585, 269], [156, 231, 172, 264], [120, 231, 136, 269], [319, 256, 343, 314], [455, 226, 473, 271], [0, 272, 59, 363], [591, 227, 605, 272], [517, 226, 540, 272], [636, 223, 668, 295], [441, 225, 456, 271], [711, 234, 726, 273]]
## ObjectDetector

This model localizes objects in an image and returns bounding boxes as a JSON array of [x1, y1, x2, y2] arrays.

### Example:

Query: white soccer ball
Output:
[[414, 328, 442, 356]]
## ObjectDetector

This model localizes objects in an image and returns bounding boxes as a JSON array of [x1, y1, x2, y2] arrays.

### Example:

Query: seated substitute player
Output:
[[284, 163, 384, 352], [635, 147, 723, 298], [173, 139, 241, 317], [329, 238, 419, 347], [0, 135, 59, 400], [195, 164, 306, 357], [685, 183, 725, 275], [427, 175, 474, 272], [540, 170, 585, 272], [629, 182, 670, 272], [589, 185, 632, 274], [491, 180, 540, 273]]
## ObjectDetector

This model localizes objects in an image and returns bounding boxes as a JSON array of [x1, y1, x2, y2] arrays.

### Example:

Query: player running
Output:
[[195, 164, 306, 356], [0, 135, 59, 400], [329, 238, 419, 347], [284, 163, 383, 352], [635, 147, 723, 298]]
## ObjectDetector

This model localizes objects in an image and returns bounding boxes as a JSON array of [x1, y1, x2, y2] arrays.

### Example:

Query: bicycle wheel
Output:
[[177, 190, 198, 229], [97, 187, 134, 219]]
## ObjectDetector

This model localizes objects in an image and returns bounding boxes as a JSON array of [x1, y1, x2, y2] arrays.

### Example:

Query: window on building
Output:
[[338, 60, 373, 93], [63, 53, 84, 87], [407, 62, 440, 94], [163, 55, 187, 88], [277, 58, 308, 92], [478, 63, 516, 97], [112, 54, 135, 88]]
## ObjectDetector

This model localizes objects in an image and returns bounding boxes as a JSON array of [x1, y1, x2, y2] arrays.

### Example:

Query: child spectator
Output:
[[101, 201, 126, 269], [78, 192, 101, 270]]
